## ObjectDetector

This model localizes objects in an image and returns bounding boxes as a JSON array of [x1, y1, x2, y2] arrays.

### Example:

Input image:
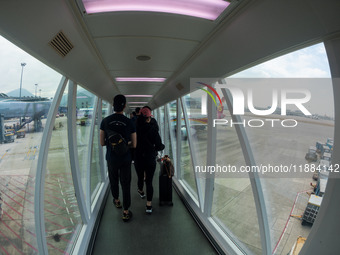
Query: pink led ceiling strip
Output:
[[116, 77, 166, 82], [82, 0, 230, 20]]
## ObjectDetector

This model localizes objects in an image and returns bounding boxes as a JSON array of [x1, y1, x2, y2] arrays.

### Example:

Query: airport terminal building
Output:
[[0, 1, 340, 254]]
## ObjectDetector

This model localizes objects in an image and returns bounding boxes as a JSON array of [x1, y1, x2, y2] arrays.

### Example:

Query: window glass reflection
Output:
[[168, 101, 177, 171], [184, 91, 208, 205], [44, 84, 82, 254], [229, 43, 333, 254], [90, 103, 101, 203], [102, 100, 110, 119], [211, 92, 262, 254], [167, 130, 173, 163], [180, 99, 198, 200], [101, 101, 109, 174], [158, 106, 165, 143], [183, 92, 208, 167], [237, 78, 334, 254], [0, 35, 61, 254], [76, 87, 96, 204]]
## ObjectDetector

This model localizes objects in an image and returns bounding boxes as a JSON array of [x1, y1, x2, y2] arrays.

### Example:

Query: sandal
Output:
[[137, 189, 146, 199], [122, 211, 133, 222], [113, 199, 122, 208]]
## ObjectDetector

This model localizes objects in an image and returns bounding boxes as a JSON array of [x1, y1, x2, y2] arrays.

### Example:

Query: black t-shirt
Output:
[[100, 113, 136, 162]]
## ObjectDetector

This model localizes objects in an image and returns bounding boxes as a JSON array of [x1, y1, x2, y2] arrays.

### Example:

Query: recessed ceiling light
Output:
[[82, 0, 230, 20], [136, 55, 151, 61], [128, 102, 148, 104], [125, 95, 153, 97], [116, 77, 165, 82]]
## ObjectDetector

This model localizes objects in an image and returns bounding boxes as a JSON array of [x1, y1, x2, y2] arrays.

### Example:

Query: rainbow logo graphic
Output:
[[197, 82, 222, 107]]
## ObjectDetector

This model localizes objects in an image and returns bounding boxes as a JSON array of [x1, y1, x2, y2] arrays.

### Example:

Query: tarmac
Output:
[[0, 112, 335, 255], [180, 112, 334, 255]]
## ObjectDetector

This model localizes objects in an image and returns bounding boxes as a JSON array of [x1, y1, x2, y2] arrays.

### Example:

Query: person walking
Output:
[[142, 106, 159, 131], [135, 107, 164, 214], [100, 94, 136, 222]]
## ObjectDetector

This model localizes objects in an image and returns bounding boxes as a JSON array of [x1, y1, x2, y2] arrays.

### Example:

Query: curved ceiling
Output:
[[0, 0, 339, 110]]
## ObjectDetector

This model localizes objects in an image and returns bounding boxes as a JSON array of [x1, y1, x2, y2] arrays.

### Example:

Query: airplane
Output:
[[0, 93, 51, 120]]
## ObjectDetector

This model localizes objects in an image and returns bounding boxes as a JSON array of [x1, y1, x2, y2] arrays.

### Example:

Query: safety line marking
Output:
[[272, 189, 313, 254], [0, 229, 25, 255], [1, 220, 38, 252]]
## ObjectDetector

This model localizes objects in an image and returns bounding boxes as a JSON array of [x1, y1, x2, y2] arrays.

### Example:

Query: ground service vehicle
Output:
[[305, 146, 317, 162], [302, 195, 323, 225]]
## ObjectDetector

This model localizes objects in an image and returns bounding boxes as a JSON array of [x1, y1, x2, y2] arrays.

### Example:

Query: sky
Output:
[[230, 43, 331, 78], [189, 43, 334, 117], [0, 36, 61, 98], [0, 35, 334, 116], [231, 43, 334, 117]]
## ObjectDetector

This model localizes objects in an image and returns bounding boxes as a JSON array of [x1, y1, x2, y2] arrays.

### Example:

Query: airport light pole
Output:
[[19, 63, 26, 99], [35, 83, 38, 97]]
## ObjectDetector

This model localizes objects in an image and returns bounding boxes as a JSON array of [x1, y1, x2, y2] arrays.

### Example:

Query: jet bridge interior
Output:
[[0, 0, 340, 254]]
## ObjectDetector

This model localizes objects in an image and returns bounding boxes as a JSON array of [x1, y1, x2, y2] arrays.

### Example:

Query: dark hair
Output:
[[132, 111, 136, 117], [113, 94, 126, 112], [143, 105, 152, 111], [135, 107, 141, 114]]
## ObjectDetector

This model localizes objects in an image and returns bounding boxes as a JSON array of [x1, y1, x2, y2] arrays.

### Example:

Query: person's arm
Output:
[[130, 132, 137, 148], [100, 129, 105, 146], [151, 118, 159, 131], [152, 128, 165, 151]]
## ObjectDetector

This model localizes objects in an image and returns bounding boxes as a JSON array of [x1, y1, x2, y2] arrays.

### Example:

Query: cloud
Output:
[[0, 36, 61, 97], [232, 43, 331, 78], [229, 43, 334, 117]]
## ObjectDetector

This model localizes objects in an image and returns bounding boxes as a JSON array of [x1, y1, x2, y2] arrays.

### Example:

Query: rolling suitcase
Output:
[[159, 155, 174, 206]]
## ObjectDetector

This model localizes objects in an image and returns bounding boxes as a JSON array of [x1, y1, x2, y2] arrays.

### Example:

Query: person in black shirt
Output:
[[142, 105, 159, 131], [135, 107, 164, 214], [100, 94, 136, 222]]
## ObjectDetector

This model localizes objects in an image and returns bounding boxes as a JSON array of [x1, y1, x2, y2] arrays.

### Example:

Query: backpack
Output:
[[107, 129, 129, 156]]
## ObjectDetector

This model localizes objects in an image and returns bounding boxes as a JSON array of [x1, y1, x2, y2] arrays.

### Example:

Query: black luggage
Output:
[[159, 175, 173, 206], [159, 155, 174, 206]]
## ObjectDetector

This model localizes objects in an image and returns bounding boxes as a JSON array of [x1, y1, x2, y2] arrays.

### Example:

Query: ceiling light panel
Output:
[[82, 0, 230, 20], [116, 77, 166, 82], [125, 95, 153, 97]]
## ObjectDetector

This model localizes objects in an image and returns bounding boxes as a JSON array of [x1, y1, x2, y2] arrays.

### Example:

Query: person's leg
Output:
[[145, 159, 156, 203], [130, 148, 135, 162], [135, 156, 145, 195], [119, 160, 132, 211], [107, 160, 120, 203]]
